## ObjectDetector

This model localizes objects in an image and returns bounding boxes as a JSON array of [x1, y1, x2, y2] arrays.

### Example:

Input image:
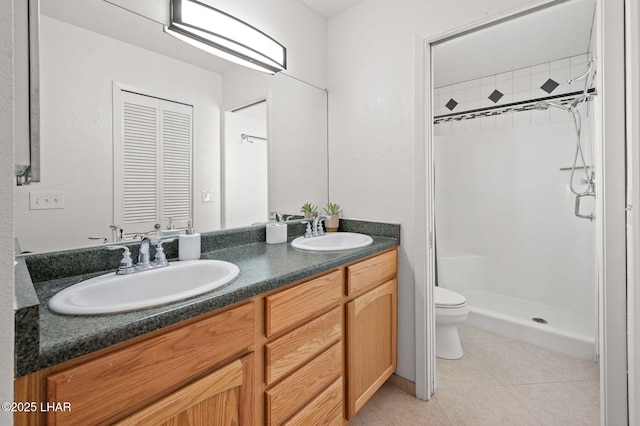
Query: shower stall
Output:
[[432, 0, 598, 361]]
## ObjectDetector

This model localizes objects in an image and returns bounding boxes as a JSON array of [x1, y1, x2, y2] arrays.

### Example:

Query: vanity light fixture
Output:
[[165, 0, 287, 74]]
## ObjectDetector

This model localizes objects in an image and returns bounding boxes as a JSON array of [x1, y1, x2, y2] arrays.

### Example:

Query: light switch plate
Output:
[[201, 190, 214, 203], [29, 191, 65, 210]]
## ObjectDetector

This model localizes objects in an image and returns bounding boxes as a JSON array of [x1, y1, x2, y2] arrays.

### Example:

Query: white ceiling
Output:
[[299, 0, 364, 18], [433, 0, 596, 87]]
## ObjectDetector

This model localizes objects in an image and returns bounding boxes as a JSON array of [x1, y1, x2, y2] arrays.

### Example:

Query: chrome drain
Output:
[[532, 317, 548, 324]]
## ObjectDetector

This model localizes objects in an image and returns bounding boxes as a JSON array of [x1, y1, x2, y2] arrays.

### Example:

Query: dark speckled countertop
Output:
[[15, 219, 400, 377]]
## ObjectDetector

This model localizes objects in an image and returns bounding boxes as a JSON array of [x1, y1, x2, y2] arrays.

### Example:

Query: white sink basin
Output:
[[291, 232, 373, 251], [48, 260, 240, 315]]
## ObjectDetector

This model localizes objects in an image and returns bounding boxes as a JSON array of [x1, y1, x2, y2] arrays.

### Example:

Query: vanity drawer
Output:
[[265, 342, 342, 426], [46, 302, 255, 426], [283, 377, 344, 426], [347, 249, 397, 296], [265, 306, 342, 385], [265, 269, 343, 337]]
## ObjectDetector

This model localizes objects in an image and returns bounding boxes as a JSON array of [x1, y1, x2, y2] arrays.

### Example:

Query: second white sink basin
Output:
[[48, 260, 240, 315], [291, 232, 373, 251]]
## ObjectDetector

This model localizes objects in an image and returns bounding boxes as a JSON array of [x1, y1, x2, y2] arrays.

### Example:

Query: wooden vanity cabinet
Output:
[[262, 248, 398, 424], [15, 301, 256, 426], [345, 250, 398, 419], [264, 269, 345, 425], [15, 248, 398, 425]]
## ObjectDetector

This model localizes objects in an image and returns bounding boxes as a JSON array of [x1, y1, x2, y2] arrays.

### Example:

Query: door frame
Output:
[[625, 0, 640, 421], [414, 1, 628, 424]]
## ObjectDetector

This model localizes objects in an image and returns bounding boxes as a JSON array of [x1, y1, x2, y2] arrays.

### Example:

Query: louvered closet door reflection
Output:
[[160, 102, 192, 230], [115, 90, 193, 237]]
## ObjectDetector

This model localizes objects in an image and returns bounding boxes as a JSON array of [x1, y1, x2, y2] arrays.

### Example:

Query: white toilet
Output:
[[435, 286, 470, 360]]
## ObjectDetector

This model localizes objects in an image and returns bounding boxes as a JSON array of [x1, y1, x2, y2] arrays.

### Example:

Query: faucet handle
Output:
[[106, 245, 134, 274], [301, 221, 313, 238], [151, 237, 176, 267], [151, 237, 176, 246]]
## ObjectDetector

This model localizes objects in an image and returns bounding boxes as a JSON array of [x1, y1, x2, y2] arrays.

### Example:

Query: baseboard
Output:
[[386, 373, 416, 397]]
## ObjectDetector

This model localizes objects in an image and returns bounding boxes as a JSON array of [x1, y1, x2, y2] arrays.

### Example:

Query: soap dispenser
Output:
[[179, 221, 201, 261], [266, 211, 287, 244]]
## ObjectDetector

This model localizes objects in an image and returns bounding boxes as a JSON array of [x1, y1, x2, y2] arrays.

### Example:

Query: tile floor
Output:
[[350, 326, 600, 425]]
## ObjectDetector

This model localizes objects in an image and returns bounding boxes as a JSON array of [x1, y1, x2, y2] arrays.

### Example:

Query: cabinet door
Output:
[[46, 303, 255, 426], [116, 353, 254, 426], [346, 279, 397, 419]]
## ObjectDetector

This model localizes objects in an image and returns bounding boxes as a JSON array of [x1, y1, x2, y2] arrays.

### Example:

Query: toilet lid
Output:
[[435, 286, 466, 307]]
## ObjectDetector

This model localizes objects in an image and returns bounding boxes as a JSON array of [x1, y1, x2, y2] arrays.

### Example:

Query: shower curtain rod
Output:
[[241, 133, 267, 143], [433, 88, 596, 124]]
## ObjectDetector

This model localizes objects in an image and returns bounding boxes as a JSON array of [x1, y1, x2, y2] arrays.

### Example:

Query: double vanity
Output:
[[14, 219, 399, 425]]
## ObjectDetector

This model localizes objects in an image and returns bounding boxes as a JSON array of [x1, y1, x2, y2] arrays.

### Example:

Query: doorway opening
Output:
[[413, 1, 627, 422], [222, 100, 268, 228]]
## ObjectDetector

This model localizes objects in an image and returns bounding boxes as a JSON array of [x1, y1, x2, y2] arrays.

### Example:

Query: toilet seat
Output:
[[435, 286, 467, 307], [435, 287, 469, 316]]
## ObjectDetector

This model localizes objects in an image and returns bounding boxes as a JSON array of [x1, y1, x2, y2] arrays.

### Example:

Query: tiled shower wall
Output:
[[434, 54, 592, 135]]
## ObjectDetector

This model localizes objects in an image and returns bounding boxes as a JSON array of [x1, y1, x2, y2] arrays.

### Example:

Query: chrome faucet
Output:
[[314, 215, 331, 236], [107, 237, 176, 274], [137, 237, 152, 270], [301, 215, 329, 238]]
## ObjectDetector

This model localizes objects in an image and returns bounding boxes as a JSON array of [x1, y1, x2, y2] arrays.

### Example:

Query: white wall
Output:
[[327, 0, 541, 381], [14, 16, 223, 253], [1, 0, 15, 422], [210, 0, 327, 88]]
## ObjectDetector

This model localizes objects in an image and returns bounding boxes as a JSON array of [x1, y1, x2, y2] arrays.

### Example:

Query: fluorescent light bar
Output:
[[166, 0, 286, 74]]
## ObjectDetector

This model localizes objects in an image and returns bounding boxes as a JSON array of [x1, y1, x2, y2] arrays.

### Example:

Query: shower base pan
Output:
[[463, 290, 596, 361]]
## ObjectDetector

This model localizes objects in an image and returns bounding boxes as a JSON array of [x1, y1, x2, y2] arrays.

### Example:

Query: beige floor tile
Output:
[[507, 380, 600, 426], [458, 325, 510, 343], [434, 386, 540, 425], [350, 326, 599, 425], [527, 344, 599, 381], [436, 356, 500, 390], [350, 382, 452, 425], [476, 344, 563, 385]]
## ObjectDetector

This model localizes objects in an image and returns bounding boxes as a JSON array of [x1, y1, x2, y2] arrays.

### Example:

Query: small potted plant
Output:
[[323, 202, 342, 232], [300, 202, 318, 219]]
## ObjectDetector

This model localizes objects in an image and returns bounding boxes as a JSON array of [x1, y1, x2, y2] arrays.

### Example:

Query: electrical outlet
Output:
[[29, 191, 65, 210]]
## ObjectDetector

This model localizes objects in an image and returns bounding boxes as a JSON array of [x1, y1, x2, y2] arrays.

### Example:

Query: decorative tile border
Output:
[[435, 54, 592, 135]]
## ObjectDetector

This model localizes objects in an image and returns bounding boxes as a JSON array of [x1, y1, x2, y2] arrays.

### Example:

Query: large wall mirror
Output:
[[15, 0, 329, 253]]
